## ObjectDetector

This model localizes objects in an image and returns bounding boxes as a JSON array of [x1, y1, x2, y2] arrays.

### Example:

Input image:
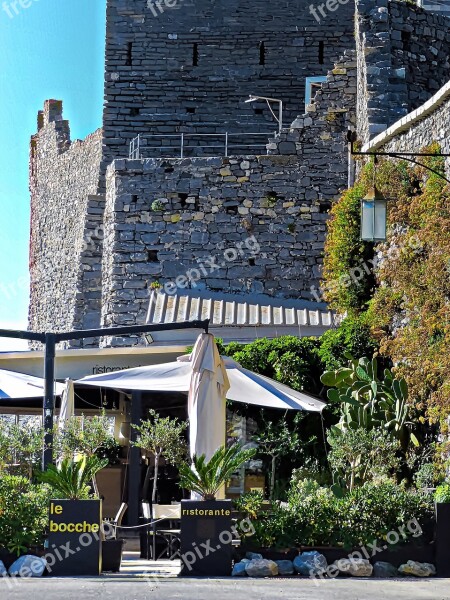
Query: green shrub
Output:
[[252, 479, 436, 550], [318, 316, 378, 371], [338, 481, 433, 548], [233, 490, 265, 519], [287, 479, 340, 547], [415, 463, 441, 490], [0, 475, 53, 556], [435, 483, 450, 503]]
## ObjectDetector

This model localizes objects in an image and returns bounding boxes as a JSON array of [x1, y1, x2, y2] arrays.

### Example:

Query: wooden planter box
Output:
[[47, 499, 102, 576], [180, 500, 232, 576], [436, 502, 450, 576]]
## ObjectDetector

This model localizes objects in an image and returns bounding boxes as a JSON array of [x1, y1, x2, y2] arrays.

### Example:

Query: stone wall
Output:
[[29, 100, 103, 347], [363, 81, 450, 176], [99, 52, 357, 337], [102, 0, 355, 168], [355, 0, 450, 144]]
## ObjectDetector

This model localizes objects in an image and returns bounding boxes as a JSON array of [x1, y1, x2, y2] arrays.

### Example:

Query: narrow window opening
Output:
[[319, 201, 331, 214], [130, 107, 140, 117], [147, 250, 159, 262], [193, 43, 199, 66], [126, 42, 133, 66], [318, 41, 324, 65], [259, 41, 266, 66], [178, 193, 188, 208], [132, 195, 138, 203], [248, 258, 256, 266], [186, 107, 196, 114], [401, 31, 411, 45]]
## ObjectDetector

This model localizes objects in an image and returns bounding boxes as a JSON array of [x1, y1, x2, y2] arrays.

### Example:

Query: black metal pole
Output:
[[0, 320, 210, 470], [43, 333, 56, 470], [128, 390, 142, 527]]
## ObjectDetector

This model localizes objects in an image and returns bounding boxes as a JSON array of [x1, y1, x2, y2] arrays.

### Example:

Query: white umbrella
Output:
[[185, 333, 230, 461], [58, 379, 75, 430], [77, 353, 325, 412], [0, 369, 65, 400]]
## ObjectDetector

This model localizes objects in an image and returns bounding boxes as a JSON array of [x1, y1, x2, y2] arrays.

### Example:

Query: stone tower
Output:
[[28, 0, 357, 346]]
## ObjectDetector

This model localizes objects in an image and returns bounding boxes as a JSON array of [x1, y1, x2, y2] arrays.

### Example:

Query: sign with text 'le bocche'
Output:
[[47, 499, 102, 576]]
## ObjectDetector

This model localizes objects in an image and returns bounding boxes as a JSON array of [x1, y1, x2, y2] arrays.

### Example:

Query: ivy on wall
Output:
[[322, 144, 450, 419]]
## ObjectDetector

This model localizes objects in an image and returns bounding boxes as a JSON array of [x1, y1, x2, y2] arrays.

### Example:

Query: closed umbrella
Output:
[[58, 379, 75, 430], [183, 333, 230, 462]]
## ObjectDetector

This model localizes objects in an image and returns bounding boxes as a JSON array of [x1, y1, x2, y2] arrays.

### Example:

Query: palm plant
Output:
[[178, 443, 256, 500], [37, 455, 108, 500]]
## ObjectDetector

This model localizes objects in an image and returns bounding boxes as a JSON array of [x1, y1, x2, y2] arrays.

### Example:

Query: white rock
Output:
[[398, 560, 436, 577], [245, 558, 278, 577], [333, 558, 373, 577]]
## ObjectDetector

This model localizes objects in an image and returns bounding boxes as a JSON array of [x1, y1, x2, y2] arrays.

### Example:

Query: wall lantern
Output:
[[360, 186, 387, 242]]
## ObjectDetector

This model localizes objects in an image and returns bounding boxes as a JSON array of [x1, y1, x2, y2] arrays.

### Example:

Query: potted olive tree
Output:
[[178, 444, 256, 576], [131, 409, 188, 504]]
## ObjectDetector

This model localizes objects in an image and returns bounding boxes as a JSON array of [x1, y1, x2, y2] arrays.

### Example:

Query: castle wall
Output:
[[356, 0, 450, 144], [363, 80, 450, 176], [99, 52, 357, 339], [29, 100, 103, 346], [102, 0, 355, 167]]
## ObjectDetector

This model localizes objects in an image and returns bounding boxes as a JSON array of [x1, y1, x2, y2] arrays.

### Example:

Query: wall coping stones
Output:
[[362, 78, 450, 152]]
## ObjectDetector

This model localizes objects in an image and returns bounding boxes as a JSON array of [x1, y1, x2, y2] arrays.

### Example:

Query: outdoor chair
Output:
[[143, 502, 181, 560], [103, 502, 128, 539]]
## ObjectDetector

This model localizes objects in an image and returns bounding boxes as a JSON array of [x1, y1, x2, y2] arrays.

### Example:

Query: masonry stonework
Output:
[[356, 0, 450, 144], [102, 0, 355, 166], [29, 100, 103, 347]]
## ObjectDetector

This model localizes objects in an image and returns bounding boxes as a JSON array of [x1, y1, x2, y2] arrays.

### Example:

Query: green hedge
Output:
[[251, 480, 433, 550]]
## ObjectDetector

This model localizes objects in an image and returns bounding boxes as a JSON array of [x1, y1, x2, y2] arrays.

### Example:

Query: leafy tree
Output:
[[252, 413, 315, 500], [54, 411, 116, 496], [318, 315, 379, 371], [327, 427, 399, 494], [0, 419, 44, 476], [132, 409, 187, 503]]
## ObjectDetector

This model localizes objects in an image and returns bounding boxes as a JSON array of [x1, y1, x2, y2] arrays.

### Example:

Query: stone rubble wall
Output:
[[99, 53, 357, 340], [356, 0, 450, 144], [102, 0, 355, 172], [364, 82, 450, 176], [28, 100, 103, 348]]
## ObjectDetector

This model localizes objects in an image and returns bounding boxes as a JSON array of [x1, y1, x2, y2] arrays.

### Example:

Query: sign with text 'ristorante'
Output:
[[47, 500, 102, 576], [180, 500, 232, 576]]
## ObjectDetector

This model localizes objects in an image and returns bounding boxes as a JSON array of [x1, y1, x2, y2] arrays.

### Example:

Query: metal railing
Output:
[[129, 132, 274, 160], [417, 0, 450, 10]]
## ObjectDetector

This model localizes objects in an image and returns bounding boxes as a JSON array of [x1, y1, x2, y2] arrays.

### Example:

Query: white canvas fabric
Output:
[[78, 355, 325, 413], [183, 333, 230, 461], [0, 369, 65, 399], [58, 379, 75, 429]]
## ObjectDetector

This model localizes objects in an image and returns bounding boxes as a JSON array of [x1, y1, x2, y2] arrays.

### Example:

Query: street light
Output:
[[245, 95, 283, 133], [360, 186, 387, 242]]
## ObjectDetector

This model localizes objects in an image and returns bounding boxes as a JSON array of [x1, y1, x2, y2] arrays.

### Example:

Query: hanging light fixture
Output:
[[360, 157, 388, 242]]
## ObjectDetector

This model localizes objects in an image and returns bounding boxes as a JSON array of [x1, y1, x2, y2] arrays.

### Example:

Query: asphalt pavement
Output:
[[1, 576, 449, 600]]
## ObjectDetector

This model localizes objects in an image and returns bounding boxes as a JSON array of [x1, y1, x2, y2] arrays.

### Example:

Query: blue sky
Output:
[[0, 0, 106, 350]]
